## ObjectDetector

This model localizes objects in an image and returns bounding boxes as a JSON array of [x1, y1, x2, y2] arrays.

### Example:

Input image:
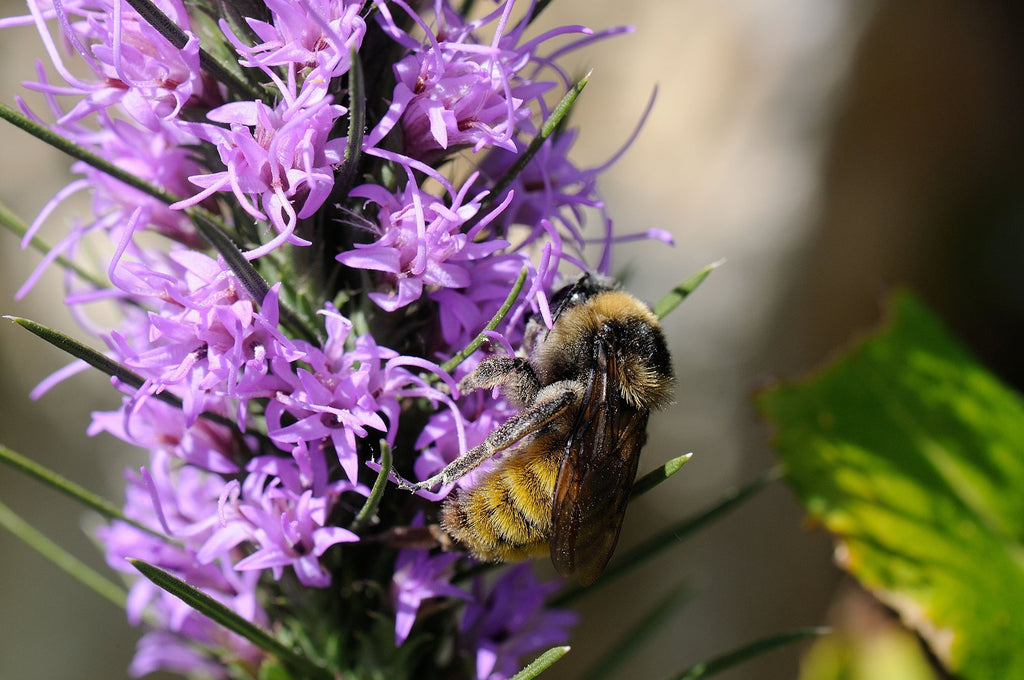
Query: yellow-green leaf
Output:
[[758, 292, 1024, 678]]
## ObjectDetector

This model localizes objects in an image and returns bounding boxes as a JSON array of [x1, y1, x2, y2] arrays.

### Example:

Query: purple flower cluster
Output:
[[5, 0, 668, 677]]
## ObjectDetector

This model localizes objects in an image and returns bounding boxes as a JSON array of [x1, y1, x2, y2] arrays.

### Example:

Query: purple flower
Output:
[[479, 119, 674, 274], [266, 312, 390, 483], [479, 130, 599, 255], [6, 0, 658, 675], [129, 631, 234, 678], [461, 564, 578, 680], [391, 516, 469, 645], [198, 456, 362, 587], [104, 253, 303, 426], [370, 0, 596, 163], [174, 93, 348, 258], [11, 0, 213, 128], [222, 0, 366, 78], [89, 397, 241, 474], [337, 172, 511, 311], [95, 450, 268, 676]]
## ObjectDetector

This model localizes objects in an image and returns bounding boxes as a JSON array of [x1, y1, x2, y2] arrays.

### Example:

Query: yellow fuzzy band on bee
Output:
[[442, 447, 559, 562]]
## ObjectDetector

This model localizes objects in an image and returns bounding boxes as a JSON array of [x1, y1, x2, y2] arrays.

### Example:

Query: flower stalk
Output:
[[0, 0, 733, 677]]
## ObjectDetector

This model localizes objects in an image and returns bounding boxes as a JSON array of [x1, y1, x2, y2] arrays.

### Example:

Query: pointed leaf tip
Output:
[[630, 452, 693, 499], [653, 261, 721, 319], [509, 646, 571, 680]]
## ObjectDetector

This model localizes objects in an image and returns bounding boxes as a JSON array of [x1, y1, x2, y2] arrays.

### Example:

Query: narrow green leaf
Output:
[[583, 583, 691, 680], [128, 558, 333, 680], [0, 202, 109, 290], [508, 646, 571, 680], [189, 212, 272, 305], [652, 260, 722, 320], [0, 103, 176, 206], [551, 468, 778, 607], [0, 444, 165, 540], [467, 75, 588, 231], [8, 314, 151, 389], [0, 105, 316, 342], [672, 627, 829, 680], [0, 498, 127, 608], [121, 0, 262, 100], [351, 440, 391, 531], [4, 315, 238, 430], [630, 453, 692, 500], [757, 292, 1024, 678], [441, 267, 529, 374]]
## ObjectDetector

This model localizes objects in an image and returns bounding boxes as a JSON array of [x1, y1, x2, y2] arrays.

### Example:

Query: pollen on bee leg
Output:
[[457, 356, 541, 407]]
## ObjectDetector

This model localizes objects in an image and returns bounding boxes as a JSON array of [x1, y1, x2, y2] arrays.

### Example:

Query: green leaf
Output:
[[582, 583, 691, 680], [630, 452, 692, 500], [0, 498, 127, 608], [0, 444, 165, 539], [0, 202, 110, 291], [4, 315, 241, 432], [672, 627, 829, 680], [128, 559, 333, 680], [652, 260, 722, 320], [757, 292, 1024, 678], [508, 646, 571, 680]]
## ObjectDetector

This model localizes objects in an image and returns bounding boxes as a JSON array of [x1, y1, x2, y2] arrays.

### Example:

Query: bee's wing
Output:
[[550, 341, 649, 586]]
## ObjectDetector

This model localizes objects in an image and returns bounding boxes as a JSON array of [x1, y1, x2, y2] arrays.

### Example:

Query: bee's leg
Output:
[[457, 357, 541, 408], [396, 380, 581, 492]]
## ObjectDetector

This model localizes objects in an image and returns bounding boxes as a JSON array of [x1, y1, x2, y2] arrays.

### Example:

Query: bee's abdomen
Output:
[[441, 441, 560, 563]]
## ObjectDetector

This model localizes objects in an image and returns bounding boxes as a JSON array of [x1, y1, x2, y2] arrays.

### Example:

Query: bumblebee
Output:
[[399, 274, 673, 586]]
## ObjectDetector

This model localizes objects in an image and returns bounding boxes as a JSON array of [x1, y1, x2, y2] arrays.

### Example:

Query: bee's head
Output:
[[518, 274, 616, 357], [548, 273, 617, 319]]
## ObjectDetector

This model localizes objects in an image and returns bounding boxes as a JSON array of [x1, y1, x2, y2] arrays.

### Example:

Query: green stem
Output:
[[351, 441, 391, 531], [440, 267, 529, 374]]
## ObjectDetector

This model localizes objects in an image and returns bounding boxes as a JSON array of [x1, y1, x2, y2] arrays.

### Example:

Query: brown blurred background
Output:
[[2, 1, 1023, 678]]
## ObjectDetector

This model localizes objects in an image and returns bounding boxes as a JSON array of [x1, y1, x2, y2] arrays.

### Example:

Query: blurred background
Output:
[[2, 0, 1024, 678]]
